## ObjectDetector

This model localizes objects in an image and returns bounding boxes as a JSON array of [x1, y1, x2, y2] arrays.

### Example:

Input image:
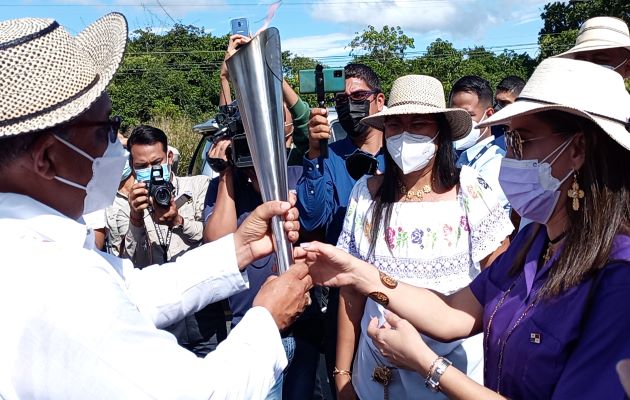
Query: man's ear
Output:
[[28, 133, 59, 180], [167, 149, 174, 166], [376, 92, 385, 112], [570, 132, 586, 171], [485, 107, 495, 118]]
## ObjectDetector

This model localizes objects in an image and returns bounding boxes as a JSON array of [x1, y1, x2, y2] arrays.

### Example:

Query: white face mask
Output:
[[498, 138, 574, 224], [454, 113, 489, 151], [53, 135, 127, 215], [386, 131, 437, 175]]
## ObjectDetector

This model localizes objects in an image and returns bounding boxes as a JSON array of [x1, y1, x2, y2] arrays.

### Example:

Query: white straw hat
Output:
[[556, 16, 630, 59], [0, 13, 127, 137], [478, 57, 630, 151], [361, 75, 472, 140]]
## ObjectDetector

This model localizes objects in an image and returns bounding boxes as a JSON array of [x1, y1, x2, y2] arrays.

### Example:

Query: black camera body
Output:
[[208, 102, 253, 172], [149, 165, 175, 208]]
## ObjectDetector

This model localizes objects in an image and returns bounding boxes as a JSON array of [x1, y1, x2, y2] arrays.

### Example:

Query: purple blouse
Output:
[[470, 224, 630, 399]]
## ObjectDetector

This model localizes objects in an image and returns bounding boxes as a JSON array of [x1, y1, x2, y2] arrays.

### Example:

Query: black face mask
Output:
[[345, 149, 378, 181], [336, 99, 371, 138]]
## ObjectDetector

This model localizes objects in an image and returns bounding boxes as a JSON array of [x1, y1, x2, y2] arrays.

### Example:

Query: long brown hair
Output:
[[509, 110, 630, 298]]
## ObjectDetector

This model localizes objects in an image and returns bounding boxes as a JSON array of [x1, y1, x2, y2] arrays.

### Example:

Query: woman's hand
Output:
[[294, 241, 374, 290], [367, 311, 436, 374]]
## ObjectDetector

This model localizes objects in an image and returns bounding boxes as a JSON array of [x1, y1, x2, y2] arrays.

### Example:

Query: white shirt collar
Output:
[[0, 193, 92, 249]]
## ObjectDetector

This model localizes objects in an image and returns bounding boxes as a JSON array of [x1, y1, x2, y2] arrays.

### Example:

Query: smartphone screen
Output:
[[230, 18, 249, 36], [174, 193, 192, 209]]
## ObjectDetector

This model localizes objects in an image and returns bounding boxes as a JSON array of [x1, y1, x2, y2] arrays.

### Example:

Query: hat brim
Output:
[[361, 104, 473, 140], [478, 99, 630, 152], [556, 40, 630, 59], [10, 13, 127, 135]]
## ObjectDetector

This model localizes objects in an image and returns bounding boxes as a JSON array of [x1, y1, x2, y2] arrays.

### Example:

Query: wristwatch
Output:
[[425, 357, 452, 393]]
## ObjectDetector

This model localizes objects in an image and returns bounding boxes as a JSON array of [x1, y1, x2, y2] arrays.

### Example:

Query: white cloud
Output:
[[307, 0, 555, 39], [283, 32, 354, 59]]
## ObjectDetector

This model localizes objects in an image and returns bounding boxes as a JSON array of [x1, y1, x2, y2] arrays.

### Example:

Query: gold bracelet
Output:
[[333, 367, 352, 379]]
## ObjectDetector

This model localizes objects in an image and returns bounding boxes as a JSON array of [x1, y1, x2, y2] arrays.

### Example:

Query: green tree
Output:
[[538, 0, 630, 60]]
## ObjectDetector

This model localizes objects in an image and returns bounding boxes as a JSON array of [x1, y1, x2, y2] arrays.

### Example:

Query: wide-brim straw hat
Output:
[[361, 75, 472, 140], [556, 16, 630, 59], [478, 57, 630, 151], [0, 13, 127, 137]]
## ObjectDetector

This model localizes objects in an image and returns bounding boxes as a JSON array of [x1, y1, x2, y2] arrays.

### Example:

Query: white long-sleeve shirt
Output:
[[0, 193, 287, 399]]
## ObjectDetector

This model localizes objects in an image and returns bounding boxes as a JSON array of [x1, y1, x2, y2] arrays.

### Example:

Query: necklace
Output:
[[541, 231, 567, 264], [397, 181, 431, 201], [483, 275, 538, 394]]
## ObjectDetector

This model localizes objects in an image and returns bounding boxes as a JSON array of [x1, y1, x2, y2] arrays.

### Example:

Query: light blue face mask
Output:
[[135, 163, 171, 183]]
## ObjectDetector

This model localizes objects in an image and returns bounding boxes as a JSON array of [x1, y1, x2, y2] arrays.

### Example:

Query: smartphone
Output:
[[174, 193, 192, 209], [230, 18, 249, 36], [298, 68, 346, 94]]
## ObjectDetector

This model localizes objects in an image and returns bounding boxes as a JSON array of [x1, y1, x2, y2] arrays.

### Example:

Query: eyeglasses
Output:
[[335, 89, 379, 104], [72, 116, 122, 143], [504, 129, 568, 160]]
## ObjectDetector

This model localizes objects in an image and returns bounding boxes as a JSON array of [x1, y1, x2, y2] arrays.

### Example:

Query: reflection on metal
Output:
[[226, 27, 293, 274]]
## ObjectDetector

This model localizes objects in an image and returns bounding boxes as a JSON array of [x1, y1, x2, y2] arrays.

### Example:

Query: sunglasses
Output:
[[504, 129, 567, 160], [335, 89, 379, 104], [72, 116, 122, 143]]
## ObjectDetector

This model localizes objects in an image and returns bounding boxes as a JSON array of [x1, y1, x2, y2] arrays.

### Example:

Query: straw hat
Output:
[[0, 13, 127, 137], [361, 75, 472, 140], [478, 57, 630, 151], [556, 16, 630, 59]]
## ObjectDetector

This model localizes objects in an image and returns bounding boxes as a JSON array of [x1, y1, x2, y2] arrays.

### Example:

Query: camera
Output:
[[208, 102, 253, 172], [149, 165, 175, 208]]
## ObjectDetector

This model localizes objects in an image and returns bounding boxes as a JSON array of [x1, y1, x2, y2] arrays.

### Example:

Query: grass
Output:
[[149, 114, 206, 176]]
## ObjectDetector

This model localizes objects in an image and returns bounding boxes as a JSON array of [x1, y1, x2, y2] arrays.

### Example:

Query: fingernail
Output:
[[300, 242, 311, 249], [289, 189, 297, 195]]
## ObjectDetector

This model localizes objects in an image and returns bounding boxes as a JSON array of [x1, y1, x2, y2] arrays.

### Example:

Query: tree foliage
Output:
[[538, 0, 630, 60]]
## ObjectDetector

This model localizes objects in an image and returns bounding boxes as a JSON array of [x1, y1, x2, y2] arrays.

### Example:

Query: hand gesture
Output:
[[207, 139, 232, 175], [233, 192, 300, 268], [221, 34, 252, 78], [367, 312, 434, 374], [307, 108, 330, 159], [253, 263, 313, 330], [294, 241, 365, 288], [151, 198, 183, 228], [618, 359, 630, 397], [128, 181, 149, 224]]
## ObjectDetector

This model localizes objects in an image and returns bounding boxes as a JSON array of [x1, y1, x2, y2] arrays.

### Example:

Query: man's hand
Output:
[[233, 192, 300, 269], [152, 199, 183, 228], [221, 34, 252, 78], [307, 108, 331, 159], [252, 263, 313, 330], [207, 139, 232, 176], [129, 181, 150, 226]]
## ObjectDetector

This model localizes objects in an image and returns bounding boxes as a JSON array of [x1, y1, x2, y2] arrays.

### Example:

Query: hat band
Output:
[[0, 74, 100, 128], [0, 21, 59, 51], [516, 96, 630, 130], [388, 100, 441, 109]]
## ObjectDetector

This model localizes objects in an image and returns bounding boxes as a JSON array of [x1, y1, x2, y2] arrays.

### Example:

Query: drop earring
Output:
[[567, 172, 584, 211]]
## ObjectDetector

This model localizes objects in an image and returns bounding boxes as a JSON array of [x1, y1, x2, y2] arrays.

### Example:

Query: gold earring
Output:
[[567, 172, 584, 211]]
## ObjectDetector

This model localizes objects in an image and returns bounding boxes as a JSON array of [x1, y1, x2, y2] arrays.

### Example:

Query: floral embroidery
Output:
[[411, 228, 425, 249], [443, 224, 454, 247], [467, 184, 481, 199], [459, 216, 469, 232], [396, 227, 409, 248], [385, 227, 396, 249], [363, 220, 372, 240]]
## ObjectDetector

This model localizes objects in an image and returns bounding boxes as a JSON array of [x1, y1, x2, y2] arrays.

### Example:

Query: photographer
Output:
[[126, 125, 227, 357]]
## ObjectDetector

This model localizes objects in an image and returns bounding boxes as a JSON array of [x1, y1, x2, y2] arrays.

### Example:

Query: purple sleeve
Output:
[[552, 262, 630, 399], [469, 265, 491, 306]]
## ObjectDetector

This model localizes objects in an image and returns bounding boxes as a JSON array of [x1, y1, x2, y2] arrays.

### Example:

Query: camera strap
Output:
[[150, 218, 172, 262]]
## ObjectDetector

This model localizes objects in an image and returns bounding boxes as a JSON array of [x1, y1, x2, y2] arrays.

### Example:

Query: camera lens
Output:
[[154, 187, 171, 207]]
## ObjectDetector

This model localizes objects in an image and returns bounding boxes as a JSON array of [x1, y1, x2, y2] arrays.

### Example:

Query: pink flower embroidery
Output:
[[386, 227, 396, 249], [459, 216, 470, 232]]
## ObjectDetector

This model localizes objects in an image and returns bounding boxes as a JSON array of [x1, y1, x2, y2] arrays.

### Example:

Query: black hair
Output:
[[497, 75, 526, 96], [127, 125, 168, 156], [345, 63, 382, 93], [0, 124, 71, 173], [366, 114, 460, 258], [449, 75, 493, 110]]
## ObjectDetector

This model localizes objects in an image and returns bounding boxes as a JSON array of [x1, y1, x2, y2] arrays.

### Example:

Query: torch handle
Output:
[[315, 64, 328, 158]]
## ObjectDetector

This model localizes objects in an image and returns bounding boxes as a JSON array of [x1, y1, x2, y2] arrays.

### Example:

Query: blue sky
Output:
[[3, 0, 558, 65]]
